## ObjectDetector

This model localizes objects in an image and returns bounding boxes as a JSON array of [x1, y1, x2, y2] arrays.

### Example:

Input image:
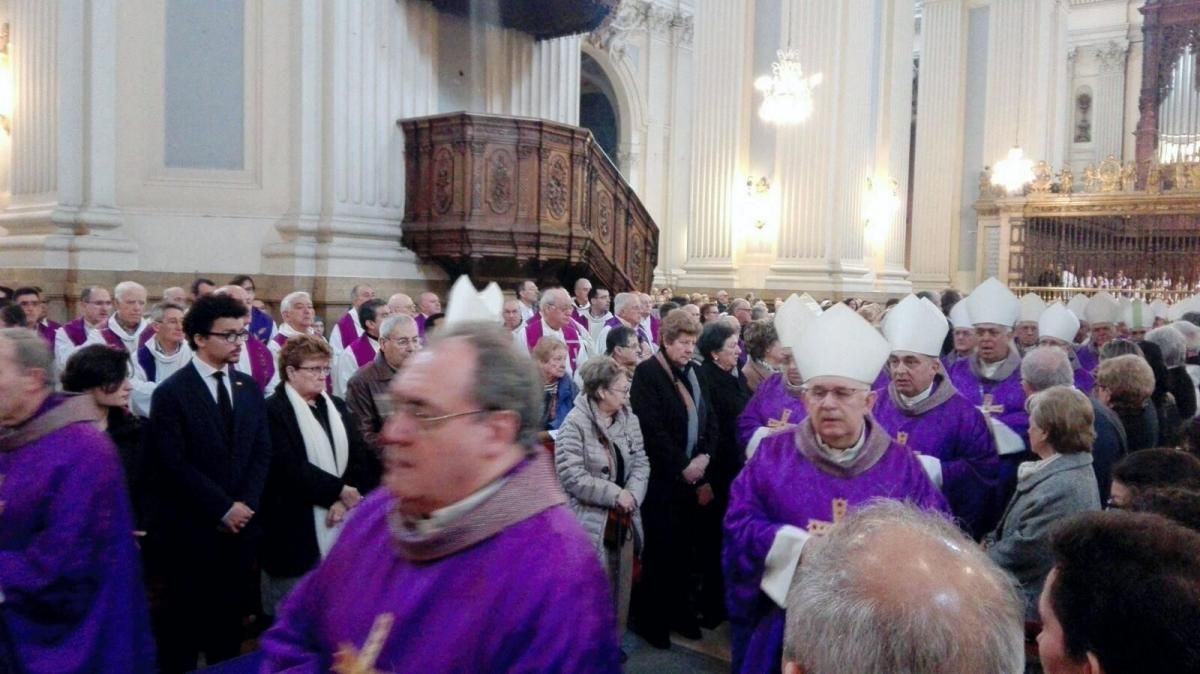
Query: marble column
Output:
[[909, 0, 969, 290], [1093, 40, 1129, 162], [681, 0, 752, 287], [876, 0, 915, 291]]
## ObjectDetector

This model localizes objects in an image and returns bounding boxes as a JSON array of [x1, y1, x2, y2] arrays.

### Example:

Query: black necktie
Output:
[[213, 370, 234, 440]]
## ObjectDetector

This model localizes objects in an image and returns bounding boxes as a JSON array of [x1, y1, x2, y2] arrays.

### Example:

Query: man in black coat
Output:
[[148, 294, 272, 673]]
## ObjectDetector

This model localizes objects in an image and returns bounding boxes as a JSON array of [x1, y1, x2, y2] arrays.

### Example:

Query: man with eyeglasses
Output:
[[271, 290, 321, 355], [130, 302, 191, 418], [147, 293, 272, 672], [333, 298, 391, 398], [346, 314, 421, 457], [724, 304, 948, 673], [13, 285, 59, 347], [262, 319, 621, 672], [520, 287, 590, 374], [55, 285, 125, 375]]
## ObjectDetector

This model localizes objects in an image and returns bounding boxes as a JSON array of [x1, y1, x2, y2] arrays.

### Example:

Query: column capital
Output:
[[1095, 40, 1129, 74]]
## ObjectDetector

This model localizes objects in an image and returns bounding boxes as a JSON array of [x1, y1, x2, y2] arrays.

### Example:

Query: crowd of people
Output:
[[1, 274, 1199, 673], [1031, 262, 1200, 298]]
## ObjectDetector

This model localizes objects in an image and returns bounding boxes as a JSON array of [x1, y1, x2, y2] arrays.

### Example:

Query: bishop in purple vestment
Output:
[[261, 317, 620, 673], [0, 329, 155, 673], [736, 372, 808, 451]]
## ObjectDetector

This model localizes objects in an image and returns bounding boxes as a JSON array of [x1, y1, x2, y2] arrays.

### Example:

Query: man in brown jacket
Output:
[[346, 314, 420, 457]]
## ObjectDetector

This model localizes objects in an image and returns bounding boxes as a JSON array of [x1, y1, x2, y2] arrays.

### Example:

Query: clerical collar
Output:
[[403, 477, 509, 536], [814, 426, 868, 466], [900, 383, 934, 406], [279, 323, 312, 339]]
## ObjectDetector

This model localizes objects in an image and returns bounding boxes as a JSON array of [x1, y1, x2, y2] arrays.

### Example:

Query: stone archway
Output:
[[580, 52, 621, 165]]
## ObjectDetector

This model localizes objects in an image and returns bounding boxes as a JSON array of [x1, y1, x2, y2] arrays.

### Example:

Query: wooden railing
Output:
[[400, 112, 659, 293]]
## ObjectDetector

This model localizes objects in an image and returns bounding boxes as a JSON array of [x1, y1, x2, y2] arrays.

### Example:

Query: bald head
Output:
[[418, 292, 441, 317], [214, 284, 251, 308], [388, 293, 416, 317], [784, 502, 1024, 674]]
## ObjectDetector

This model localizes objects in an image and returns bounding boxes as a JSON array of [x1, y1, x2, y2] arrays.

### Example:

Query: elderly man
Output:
[[346, 314, 420, 456], [783, 502, 1024, 674], [516, 279, 539, 323], [261, 320, 621, 671], [230, 274, 276, 343], [131, 302, 191, 417], [716, 289, 730, 315], [162, 286, 188, 308], [521, 287, 590, 373], [333, 298, 391, 397], [328, 284, 376, 357], [724, 304, 948, 673], [1078, 291, 1119, 374], [502, 298, 524, 334], [873, 295, 1001, 538], [596, 292, 651, 357], [640, 292, 662, 345], [271, 291, 319, 354], [415, 290, 442, 337], [1038, 511, 1200, 673], [0, 328, 157, 672], [55, 286, 124, 374], [942, 299, 977, 369], [579, 286, 613, 343], [214, 285, 279, 393], [1021, 346, 1126, 507], [13, 286, 59, 347], [572, 277, 592, 315], [1016, 293, 1046, 355], [108, 281, 153, 353], [1037, 303, 1096, 394], [387, 292, 416, 317], [946, 278, 1030, 458]]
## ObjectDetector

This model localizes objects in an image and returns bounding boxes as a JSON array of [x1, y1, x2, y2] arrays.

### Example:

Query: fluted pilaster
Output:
[[1093, 40, 1128, 162], [485, 29, 580, 125], [910, 0, 968, 289], [10, 0, 56, 203]]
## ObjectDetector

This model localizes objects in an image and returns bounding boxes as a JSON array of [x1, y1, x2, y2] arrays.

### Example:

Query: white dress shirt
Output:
[[333, 336, 379, 398], [191, 354, 235, 407]]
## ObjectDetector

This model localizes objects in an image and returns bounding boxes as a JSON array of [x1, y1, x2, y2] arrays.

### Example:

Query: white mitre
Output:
[[883, 295, 947, 357], [1018, 293, 1047, 326], [1150, 299, 1169, 321], [1038, 303, 1079, 344], [965, 278, 1019, 328], [774, 294, 818, 352], [949, 298, 972, 330], [793, 304, 890, 385], [1084, 291, 1120, 326], [1067, 294, 1090, 324], [797, 293, 823, 316], [443, 276, 504, 326]]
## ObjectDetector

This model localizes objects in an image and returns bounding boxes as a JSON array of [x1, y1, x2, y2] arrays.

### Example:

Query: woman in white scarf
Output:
[[259, 335, 379, 615]]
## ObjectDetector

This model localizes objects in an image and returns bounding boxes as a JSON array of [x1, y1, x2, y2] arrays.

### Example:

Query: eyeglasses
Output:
[[391, 401, 489, 428], [16, 299, 42, 307], [204, 330, 251, 344], [385, 337, 422, 348], [607, 384, 632, 396], [801, 386, 868, 402], [294, 365, 333, 376]]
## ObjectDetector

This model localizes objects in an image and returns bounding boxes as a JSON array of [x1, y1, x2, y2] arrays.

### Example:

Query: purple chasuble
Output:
[[250, 307, 275, 343], [736, 372, 808, 449], [946, 351, 1030, 444], [1073, 366, 1095, 395], [415, 313, 428, 338], [1075, 343, 1099, 376], [335, 312, 359, 349], [261, 455, 621, 673], [0, 395, 156, 672], [872, 377, 1002, 538], [871, 366, 890, 391], [348, 334, 377, 369], [525, 318, 584, 370], [723, 419, 948, 673]]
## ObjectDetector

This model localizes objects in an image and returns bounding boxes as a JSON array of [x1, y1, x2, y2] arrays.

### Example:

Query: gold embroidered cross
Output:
[[806, 498, 849, 536], [332, 612, 395, 674], [978, 393, 1005, 417], [896, 431, 908, 446], [767, 409, 794, 429]]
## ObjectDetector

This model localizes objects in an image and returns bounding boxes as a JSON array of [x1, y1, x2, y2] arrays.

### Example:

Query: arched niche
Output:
[[579, 40, 646, 180]]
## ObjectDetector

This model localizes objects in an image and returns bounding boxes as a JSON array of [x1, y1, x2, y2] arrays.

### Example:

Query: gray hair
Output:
[[538, 287, 570, 311], [149, 302, 185, 323], [113, 280, 146, 301], [613, 292, 638, 316], [784, 501, 1025, 674], [1147, 325, 1187, 368], [1021, 346, 1074, 392], [281, 291, 312, 313], [379, 313, 416, 339], [0, 327, 54, 385], [751, 304, 769, 320], [432, 322, 542, 450], [578, 357, 624, 400]]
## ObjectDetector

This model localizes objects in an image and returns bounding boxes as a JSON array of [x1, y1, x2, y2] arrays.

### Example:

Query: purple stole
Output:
[[272, 332, 288, 349], [650, 315, 661, 344], [136, 345, 158, 382], [335, 311, 359, 348], [525, 319, 582, 369], [138, 325, 156, 350], [415, 314, 428, 338], [37, 320, 59, 348], [605, 316, 649, 344], [348, 334, 377, 368], [245, 336, 275, 393], [62, 318, 126, 352], [250, 307, 274, 343]]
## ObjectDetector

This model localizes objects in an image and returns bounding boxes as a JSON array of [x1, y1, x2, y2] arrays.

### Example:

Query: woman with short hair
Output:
[[555, 358, 650, 639], [259, 335, 375, 615], [740, 319, 783, 393], [1097, 354, 1159, 451], [985, 385, 1101, 618], [532, 336, 576, 431]]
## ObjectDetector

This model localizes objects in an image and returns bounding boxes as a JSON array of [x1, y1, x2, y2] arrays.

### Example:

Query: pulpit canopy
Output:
[[419, 0, 618, 40]]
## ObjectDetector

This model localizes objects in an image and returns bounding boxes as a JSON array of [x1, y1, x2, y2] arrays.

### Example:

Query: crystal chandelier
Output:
[[992, 146, 1035, 194], [755, 49, 822, 126]]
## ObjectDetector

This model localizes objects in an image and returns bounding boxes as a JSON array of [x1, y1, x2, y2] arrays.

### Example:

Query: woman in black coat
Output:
[[629, 309, 716, 648], [696, 320, 751, 628], [259, 336, 378, 616]]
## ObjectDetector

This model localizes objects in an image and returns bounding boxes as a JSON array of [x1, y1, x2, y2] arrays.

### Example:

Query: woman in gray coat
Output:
[[555, 357, 650, 634], [986, 385, 1101, 618]]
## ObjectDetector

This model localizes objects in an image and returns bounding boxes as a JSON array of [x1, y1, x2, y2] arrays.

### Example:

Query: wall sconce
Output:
[[745, 176, 772, 230], [0, 23, 11, 135], [864, 175, 899, 246]]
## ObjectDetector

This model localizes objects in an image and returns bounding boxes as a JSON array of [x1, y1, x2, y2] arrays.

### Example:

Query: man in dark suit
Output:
[[148, 293, 272, 673]]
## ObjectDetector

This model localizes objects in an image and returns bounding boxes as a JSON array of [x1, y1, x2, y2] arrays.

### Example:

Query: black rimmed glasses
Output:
[[205, 330, 251, 344]]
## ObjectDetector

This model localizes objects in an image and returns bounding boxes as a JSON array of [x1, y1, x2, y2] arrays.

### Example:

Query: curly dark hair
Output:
[[61, 344, 129, 394]]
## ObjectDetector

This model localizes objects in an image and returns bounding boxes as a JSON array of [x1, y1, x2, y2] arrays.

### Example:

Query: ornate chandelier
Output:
[[754, 49, 822, 126], [992, 146, 1035, 194]]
